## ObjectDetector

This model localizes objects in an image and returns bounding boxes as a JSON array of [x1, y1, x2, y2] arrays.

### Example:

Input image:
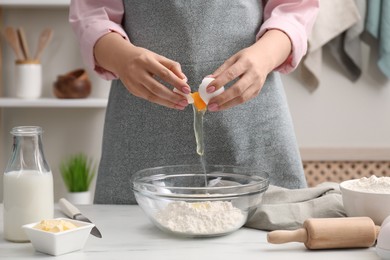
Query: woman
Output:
[[69, 0, 319, 204]]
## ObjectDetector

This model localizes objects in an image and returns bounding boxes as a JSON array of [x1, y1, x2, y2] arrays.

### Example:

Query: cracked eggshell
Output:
[[198, 77, 224, 104], [173, 88, 194, 104]]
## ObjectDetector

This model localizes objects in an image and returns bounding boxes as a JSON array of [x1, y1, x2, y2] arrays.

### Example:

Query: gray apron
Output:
[[94, 0, 307, 204]]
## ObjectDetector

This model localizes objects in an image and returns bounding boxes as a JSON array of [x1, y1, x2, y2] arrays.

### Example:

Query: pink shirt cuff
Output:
[[81, 23, 128, 80], [69, 0, 128, 80], [257, 18, 307, 74], [258, 0, 319, 74]]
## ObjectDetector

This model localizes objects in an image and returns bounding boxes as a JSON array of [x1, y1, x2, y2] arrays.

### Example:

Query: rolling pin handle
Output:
[[267, 228, 308, 244]]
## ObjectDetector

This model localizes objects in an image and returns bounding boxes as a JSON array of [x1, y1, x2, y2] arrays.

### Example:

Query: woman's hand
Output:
[[94, 33, 191, 110], [206, 29, 292, 112]]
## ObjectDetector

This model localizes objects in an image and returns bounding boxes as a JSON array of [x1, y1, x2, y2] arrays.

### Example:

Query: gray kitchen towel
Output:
[[300, 0, 360, 89], [328, 0, 366, 82], [245, 182, 346, 231]]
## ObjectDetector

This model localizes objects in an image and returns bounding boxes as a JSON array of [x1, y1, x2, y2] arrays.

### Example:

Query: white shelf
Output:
[[0, 0, 70, 7], [0, 97, 107, 108]]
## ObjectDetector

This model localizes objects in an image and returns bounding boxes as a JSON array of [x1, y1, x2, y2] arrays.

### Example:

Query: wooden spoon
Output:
[[34, 28, 53, 60], [3, 27, 24, 60], [17, 27, 31, 60]]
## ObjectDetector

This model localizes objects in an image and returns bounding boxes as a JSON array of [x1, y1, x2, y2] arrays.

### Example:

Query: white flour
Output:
[[155, 201, 246, 235], [345, 176, 390, 193]]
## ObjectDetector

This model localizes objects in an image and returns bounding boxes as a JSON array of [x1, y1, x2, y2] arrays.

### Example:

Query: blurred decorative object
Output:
[[53, 69, 91, 99], [60, 153, 96, 205], [3, 26, 52, 99], [3, 26, 53, 62], [15, 59, 42, 99]]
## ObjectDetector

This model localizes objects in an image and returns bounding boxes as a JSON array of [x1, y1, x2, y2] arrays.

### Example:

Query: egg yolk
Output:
[[191, 92, 207, 110]]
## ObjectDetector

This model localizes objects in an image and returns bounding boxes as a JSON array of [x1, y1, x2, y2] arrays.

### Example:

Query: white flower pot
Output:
[[66, 191, 92, 205]]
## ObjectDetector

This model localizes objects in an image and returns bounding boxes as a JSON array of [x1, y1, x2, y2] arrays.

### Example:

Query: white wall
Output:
[[282, 42, 390, 161]]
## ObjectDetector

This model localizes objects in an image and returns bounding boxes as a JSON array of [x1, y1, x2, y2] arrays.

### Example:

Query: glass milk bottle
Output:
[[3, 126, 54, 242]]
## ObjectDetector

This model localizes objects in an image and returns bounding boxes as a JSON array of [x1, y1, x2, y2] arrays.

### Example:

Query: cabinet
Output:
[[0, 0, 108, 202]]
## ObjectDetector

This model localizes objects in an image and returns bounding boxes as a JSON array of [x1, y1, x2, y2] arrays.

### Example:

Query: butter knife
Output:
[[58, 198, 102, 238]]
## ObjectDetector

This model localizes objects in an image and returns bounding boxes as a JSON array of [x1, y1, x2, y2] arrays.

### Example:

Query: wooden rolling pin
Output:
[[267, 217, 381, 249]]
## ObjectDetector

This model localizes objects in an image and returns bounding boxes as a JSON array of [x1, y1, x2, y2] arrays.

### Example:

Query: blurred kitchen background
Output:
[[0, 0, 389, 202]]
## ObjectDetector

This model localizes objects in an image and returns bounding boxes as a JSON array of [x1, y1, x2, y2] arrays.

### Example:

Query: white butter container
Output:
[[22, 218, 94, 256]]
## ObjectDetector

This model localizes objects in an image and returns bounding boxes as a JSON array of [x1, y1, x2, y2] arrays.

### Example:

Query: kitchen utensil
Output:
[[132, 164, 269, 237], [17, 27, 31, 60], [267, 217, 380, 249], [58, 198, 102, 238], [340, 178, 390, 225], [34, 28, 53, 60], [22, 218, 94, 256], [3, 27, 24, 60]]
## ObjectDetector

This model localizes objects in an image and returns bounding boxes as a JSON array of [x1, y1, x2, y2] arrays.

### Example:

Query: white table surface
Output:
[[0, 204, 381, 260]]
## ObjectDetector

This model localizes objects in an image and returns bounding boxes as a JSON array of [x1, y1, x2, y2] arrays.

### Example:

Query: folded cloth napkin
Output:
[[245, 182, 346, 231]]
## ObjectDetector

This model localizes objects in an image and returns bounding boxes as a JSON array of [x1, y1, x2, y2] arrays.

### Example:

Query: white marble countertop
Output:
[[0, 204, 381, 260]]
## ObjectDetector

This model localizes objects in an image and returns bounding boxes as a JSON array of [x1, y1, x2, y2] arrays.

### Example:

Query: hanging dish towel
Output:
[[245, 182, 346, 231], [365, 0, 390, 79], [300, 0, 360, 89], [328, 0, 366, 82]]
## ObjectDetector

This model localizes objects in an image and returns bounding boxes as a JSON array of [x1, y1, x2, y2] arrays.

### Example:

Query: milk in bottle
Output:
[[3, 126, 54, 242]]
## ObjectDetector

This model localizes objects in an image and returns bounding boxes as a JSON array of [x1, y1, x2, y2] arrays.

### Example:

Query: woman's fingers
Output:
[[205, 46, 270, 111], [156, 56, 191, 93], [208, 72, 260, 111], [142, 74, 188, 104], [116, 46, 191, 110], [159, 56, 187, 80], [212, 55, 239, 79], [214, 82, 259, 111], [209, 59, 246, 94], [130, 81, 187, 110]]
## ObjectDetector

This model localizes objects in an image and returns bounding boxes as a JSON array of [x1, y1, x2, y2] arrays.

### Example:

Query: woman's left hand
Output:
[[206, 29, 292, 112]]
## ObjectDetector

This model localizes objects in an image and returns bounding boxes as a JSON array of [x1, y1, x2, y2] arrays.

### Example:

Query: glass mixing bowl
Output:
[[131, 165, 269, 237]]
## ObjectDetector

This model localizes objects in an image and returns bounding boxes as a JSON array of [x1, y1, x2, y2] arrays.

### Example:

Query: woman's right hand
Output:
[[94, 32, 191, 110]]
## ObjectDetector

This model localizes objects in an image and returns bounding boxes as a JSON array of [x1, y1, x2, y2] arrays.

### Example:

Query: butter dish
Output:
[[22, 218, 95, 256]]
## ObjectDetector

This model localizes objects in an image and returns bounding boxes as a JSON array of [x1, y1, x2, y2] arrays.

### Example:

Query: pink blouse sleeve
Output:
[[258, 0, 319, 74], [69, 0, 319, 79], [69, 0, 128, 80]]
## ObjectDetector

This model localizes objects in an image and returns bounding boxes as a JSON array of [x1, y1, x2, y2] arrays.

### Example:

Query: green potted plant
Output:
[[60, 153, 96, 205]]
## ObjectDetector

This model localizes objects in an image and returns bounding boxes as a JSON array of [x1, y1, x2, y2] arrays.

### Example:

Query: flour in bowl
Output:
[[345, 176, 390, 193], [155, 201, 246, 235]]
